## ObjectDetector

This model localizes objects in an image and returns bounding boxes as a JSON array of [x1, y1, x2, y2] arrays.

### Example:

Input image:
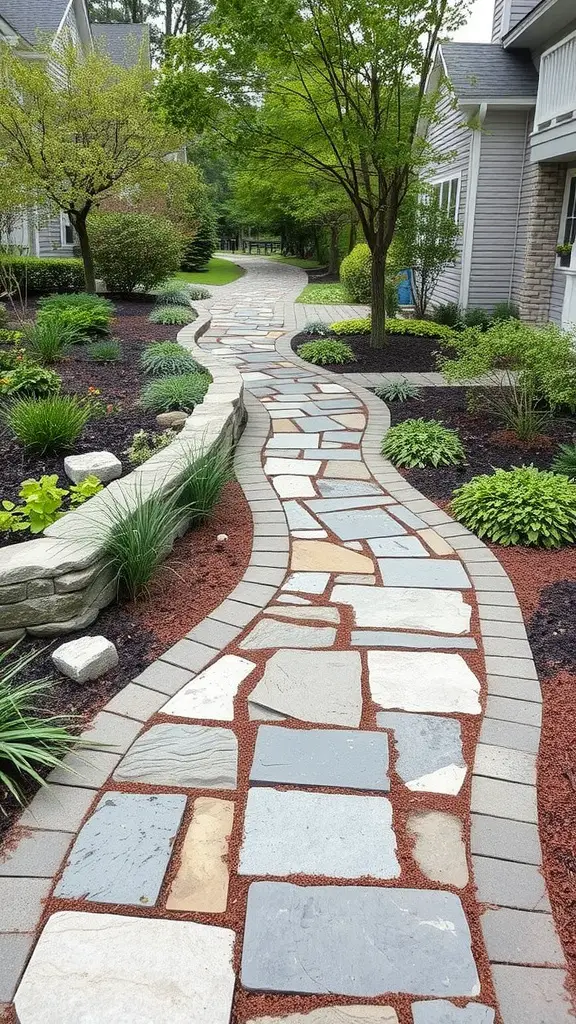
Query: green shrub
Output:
[[5, 395, 92, 453], [381, 418, 465, 468], [301, 320, 333, 336], [492, 301, 520, 322], [340, 244, 372, 303], [0, 329, 25, 344], [0, 255, 84, 293], [176, 444, 232, 523], [0, 644, 83, 805], [0, 474, 103, 535], [125, 428, 176, 466], [141, 342, 202, 376], [0, 364, 61, 398], [439, 319, 576, 411], [148, 304, 197, 326], [331, 317, 372, 335], [156, 280, 210, 304], [551, 444, 576, 480], [90, 213, 185, 293], [25, 320, 72, 364], [140, 372, 211, 413], [37, 303, 112, 337], [181, 217, 217, 272], [374, 381, 421, 402], [37, 292, 114, 316], [386, 318, 456, 339], [462, 307, 491, 331], [102, 488, 185, 601], [298, 339, 355, 365], [88, 339, 122, 363], [431, 302, 463, 329], [0, 348, 26, 371], [451, 466, 576, 547]]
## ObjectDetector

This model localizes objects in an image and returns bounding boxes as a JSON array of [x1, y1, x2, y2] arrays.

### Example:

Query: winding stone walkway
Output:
[[2, 258, 573, 1023]]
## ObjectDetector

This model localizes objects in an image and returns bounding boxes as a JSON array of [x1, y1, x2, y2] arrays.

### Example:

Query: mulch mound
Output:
[[292, 331, 443, 372]]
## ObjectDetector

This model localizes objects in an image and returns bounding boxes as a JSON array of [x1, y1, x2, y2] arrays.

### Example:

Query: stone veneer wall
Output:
[[518, 162, 566, 323], [0, 316, 245, 641]]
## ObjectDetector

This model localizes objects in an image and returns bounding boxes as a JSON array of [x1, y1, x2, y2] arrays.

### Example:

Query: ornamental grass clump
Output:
[[381, 418, 465, 468], [177, 444, 232, 524], [148, 304, 197, 326], [450, 466, 576, 547], [87, 339, 122, 363], [25, 319, 73, 364], [140, 372, 211, 413], [141, 341, 202, 377], [4, 394, 92, 453], [298, 339, 355, 365], [551, 443, 576, 480], [374, 381, 421, 402], [102, 489, 186, 601]]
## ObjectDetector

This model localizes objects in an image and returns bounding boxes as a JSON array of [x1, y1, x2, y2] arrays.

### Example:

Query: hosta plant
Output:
[[551, 443, 576, 480], [450, 466, 576, 547], [374, 381, 421, 402], [0, 364, 61, 398], [38, 292, 114, 315], [140, 342, 202, 377], [381, 418, 465, 468], [298, 339, 355, 365], [140, 372, 211, 413], [37, 305, 112, 338], [148, 304, 197, 326], [156, 280, 210, 304], [0, 474, 103, 534]]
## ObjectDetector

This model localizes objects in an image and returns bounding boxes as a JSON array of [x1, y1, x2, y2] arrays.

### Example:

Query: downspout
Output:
[[459, 103, 487, 308], [508, 110, 531, 302]]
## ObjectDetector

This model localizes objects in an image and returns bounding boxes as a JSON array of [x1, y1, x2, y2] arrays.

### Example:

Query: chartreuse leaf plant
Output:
[[0, 474, 103, 535]]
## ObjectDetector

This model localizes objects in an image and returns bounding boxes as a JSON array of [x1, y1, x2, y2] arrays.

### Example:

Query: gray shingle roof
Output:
[[0, 0, 70, 44], [440, 42, 538, 101], [91, 22, 150, 68]]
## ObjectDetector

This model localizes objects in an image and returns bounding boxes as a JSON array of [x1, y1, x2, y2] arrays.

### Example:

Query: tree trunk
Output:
[[348, 216, 357, 253], [370, 238, 387, 349], [165, 0, 173, 35], [72, 211, 96, 294], [329, 223, 339, 275]]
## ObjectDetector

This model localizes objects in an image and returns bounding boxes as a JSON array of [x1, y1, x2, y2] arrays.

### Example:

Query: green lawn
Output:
[[267, 254, 324, 270], [296, 282, 352, 304], [175, 257, 244, 286]]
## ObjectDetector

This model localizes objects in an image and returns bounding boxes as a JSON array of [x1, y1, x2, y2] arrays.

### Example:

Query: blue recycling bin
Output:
[[396, 269, 413, 306]]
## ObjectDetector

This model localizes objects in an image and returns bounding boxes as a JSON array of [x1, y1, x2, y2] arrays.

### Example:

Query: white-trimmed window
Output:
[[558, 169, 576, 267], [431, 176, 460, 222], [60, 211, 75, 247]]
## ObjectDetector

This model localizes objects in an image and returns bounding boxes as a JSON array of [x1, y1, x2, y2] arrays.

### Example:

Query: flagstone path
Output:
[[3, 257, 573, 1024]]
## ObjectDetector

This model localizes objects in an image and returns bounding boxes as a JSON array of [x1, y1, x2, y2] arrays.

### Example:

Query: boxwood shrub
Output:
[[330, 316, 455, 340], [0, 256, 84, 294]]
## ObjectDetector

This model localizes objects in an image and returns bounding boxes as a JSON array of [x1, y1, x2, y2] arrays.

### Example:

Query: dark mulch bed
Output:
[[0, 300, 180, 542], [529, 581, 576, 679], [387, 386, 576, 503], [292, 330, 443, 372]]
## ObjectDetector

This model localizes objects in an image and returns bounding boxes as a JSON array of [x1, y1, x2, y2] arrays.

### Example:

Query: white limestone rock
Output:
[[52, 636, 118, 683], [64, 451, 122, 485]]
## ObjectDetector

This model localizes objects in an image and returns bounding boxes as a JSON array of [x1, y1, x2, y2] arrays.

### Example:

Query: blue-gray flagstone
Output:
[[304, 449, 361, 460], [411, 1002, 495, 1023], [306, 496, 393, 513], [368, 536, 429, 557], [113, 724, 238, 788], [318, 508, 406, 540], [241, 882, 480, 997], [283, 501, 319, 531], [250, 725, 390, 790], [295, 417, 343, 432], [377, 712, 466, 794], [54, 792, 186, 905], [379, 558, 471, 589], [317, 480, 383, 497]]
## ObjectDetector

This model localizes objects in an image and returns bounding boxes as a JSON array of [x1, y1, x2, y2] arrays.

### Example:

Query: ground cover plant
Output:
[[149, 304, 198, 326], [381, 418, 465, 468], [125, 429, 176, 466], [156, 280, 210, 304], [88, 339, 122, 363], [296, 283, 351, 304], [297, 338, 355, 365], [0, 474, 102, 534]]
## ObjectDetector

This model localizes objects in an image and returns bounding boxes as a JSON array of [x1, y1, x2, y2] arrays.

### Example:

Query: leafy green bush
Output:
[[301, 320, 333, 336], [0, 364, 61, 398], [340, 244, 372, 303], [125, 429, 176, 466], [0, 474, 103, 535], [431, 302, 463, 329], [148, 304, 198, 326], [492, 301, 520, 322], [331, 317, 371, 335], [0, 644, 83, 805], [37, 303, 112, 337], [176, 444, 232, 524], [0, 348, 26, 371], [451, 466, 576, 547], [182, 217, 217, 272], [381, 418, 465, 468], [88, 339, 122, 363], [90, 213, 185, 293], [103, 488, 185, 601], [386, 318, 455, 339], [141, 342, 202, 376], [298, 339, 355, 365], [374, 381, 421, 402], [5, 395, 92, 453], [140, 372, 211, 413], [156, 280, 210, 304], [551, 444, 576, 480], [439, 319, 576, 411], [0, 255, 84, 293], [37, 292, 114, 316], [462, 307, 491, 331], [0, 329, 25, 344]]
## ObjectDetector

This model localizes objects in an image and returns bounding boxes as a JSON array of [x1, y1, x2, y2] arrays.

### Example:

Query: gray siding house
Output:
[[426, 0, 576, 327], [0, 1, 150, 259]]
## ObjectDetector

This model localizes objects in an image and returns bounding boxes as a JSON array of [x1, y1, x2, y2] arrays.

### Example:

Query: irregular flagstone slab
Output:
[[248, 701, 287, 721], [166, 797, 234, 913], [15, 911, 235, 1024], [323, 461, 372, 479], [113, 724, 238, 788], [412, 1002, 495, 1023], [272, 419, 300, 433], [352, 630, 476, 650], [331, 585, 472, 634], [291, 541, 374, 573], [239, 788, 399, 879], [267, 434, 320, 449], [368, 536, 429, 557], [265, 458, 321, 476], [248, 650, 362, 726], [272, 476, 316, 498], [247, 1010, 398, 1024], [283, 571, 330, 594], [377, 712, 466, 794], [239, 619, 336, 650], [160, 654, 256, 721], [241, 882, 480, 997], [54, 792, 186, 905], [263, 605, 340, 624], [368, 652, 481, 715], [317, 479, 382, 497], [296, 416, 344, 432], [306, 496, 392, 513], [283, 501, 319, 530], [379, 558, 471, 589], [305, 448, 361, 461], [250, 725, 389, 790], [293, 529, 328, 539], [318, 383, 349, 393], [331, 413, 366, 428], [276, 594, 312, 605], [324, 430, 362, 443], [407, 811, 469, 888]]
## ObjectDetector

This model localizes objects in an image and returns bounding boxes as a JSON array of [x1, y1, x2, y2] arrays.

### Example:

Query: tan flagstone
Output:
[[331, 413, 366, 429], [166, 797, 234, 913], [322, 461, 371, 480], [246, 1009, 399, 1023], [272, 420, 301, 433], [407, 810, 469, 888], [291, 540, 374, 572], [263, 605, 340, 623], [418, 528, 455, 556]]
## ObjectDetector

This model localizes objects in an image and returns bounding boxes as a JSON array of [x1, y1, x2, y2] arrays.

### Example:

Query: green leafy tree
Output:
[[88, 1, 210, 40], [157, 0, 469, 346], [0, 41, 183, 292], [394, 187, 460, 318]]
